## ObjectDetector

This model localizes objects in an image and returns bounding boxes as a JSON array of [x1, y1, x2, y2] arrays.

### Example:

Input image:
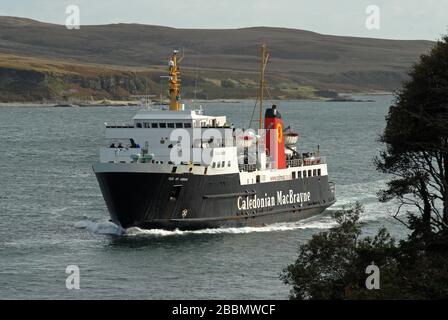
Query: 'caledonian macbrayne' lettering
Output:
[[237, 190, 311, 210]]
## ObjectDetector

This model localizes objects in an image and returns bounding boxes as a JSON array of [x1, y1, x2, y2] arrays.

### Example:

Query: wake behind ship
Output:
[[93, 46, 336, 230]]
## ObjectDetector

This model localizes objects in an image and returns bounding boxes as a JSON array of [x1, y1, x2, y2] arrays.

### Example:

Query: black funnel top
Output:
[[265, 104, 282, 119]]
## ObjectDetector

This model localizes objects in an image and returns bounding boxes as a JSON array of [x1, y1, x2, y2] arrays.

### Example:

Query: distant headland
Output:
[[0, 16, 433, 104]]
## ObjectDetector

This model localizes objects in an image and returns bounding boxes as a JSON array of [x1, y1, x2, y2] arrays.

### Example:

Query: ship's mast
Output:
[[259, 44, 269, 129], [168, 50, 181, 111]]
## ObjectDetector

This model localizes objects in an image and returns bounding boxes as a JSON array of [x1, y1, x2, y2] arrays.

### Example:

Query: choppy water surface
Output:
[[0, 96, 407, 299]]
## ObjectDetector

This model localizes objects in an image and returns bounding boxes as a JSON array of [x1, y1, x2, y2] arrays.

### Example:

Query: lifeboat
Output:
[[284, 128, 299, 146], [236, 131, 256, 148]]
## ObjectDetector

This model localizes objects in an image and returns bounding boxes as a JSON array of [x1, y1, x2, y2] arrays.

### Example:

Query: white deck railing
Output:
[[100, 147, 141, 163]]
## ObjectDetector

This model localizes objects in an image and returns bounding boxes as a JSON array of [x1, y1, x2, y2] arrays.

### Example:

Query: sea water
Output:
[[0, 96, 408, 299]]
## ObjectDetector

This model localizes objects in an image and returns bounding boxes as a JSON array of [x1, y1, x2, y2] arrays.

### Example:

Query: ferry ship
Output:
[[93, 46, 336, 230]]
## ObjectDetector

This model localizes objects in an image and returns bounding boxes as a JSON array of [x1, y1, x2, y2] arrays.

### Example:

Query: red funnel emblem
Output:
[[265, 107, 286, 169]]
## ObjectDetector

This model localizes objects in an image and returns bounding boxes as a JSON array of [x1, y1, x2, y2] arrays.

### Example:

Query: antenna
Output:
[[248, 44, 270, 129], [193, 53, 200, 106], [178, 47, 185, 63], [160, 75, 170, 105], [259, 44, 269, 129]]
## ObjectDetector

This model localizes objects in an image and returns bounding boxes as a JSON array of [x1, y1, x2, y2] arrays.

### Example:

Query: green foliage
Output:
[[376, 34, 448, 233], [383, 35, 448, 153], [281, 203, 448, 299], [283, 33, 448, 301], [220, 79, 237, 89]]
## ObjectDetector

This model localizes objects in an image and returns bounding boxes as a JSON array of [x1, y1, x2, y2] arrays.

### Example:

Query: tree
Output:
[[282, 34, 448, 300], [281, 204, 448, 299], [281, 204, 396, 299], [376, 35, 448, 235]]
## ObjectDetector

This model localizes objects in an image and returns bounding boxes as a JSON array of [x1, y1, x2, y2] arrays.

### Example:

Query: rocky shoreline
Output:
[[0, 95, 391, 107]]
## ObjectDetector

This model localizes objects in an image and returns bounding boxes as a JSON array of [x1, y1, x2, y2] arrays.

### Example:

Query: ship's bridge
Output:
[[101, 109, 234, 165], [132, 110, 227, 129]]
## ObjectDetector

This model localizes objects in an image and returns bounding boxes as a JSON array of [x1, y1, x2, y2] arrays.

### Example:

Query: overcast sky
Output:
[[1, 0, 447, 40]]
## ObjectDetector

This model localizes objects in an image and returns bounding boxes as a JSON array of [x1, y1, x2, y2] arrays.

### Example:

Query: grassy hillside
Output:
[[0, 16, 435, 102]]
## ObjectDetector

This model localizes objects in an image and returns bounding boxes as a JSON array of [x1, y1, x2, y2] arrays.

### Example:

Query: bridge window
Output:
[[303, 171, 307, 178], [318, 169, 321, 176], [144, 122, 150, 128], [221, 161, 225, 168], [227, 161, 231, 167], [217, 162, 221, 168], [292, 172, 296, 179], [184, 123, 192, 128], [256, 175, 260, 183], [298, 171, 302, 178], [136, 123, 142, 128], [313, 169, 317, 176], [212, 162, 216, 168], [176, 123, 183, 128], [308, 170, 312, 177], [151, 123, 158, 128], [167, 123, 175, 128], [159, 123, 167, 128]]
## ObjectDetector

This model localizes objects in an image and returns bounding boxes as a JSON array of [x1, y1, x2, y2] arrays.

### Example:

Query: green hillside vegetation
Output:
[[0, 16, 434, 103], [0, 53, 323, 102]]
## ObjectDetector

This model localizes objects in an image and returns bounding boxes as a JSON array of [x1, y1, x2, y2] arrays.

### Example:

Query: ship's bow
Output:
[[93, 163, 163, 228]]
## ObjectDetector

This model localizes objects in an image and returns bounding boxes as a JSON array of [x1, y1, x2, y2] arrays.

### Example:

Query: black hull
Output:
[[94, 169, 336, 230]]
